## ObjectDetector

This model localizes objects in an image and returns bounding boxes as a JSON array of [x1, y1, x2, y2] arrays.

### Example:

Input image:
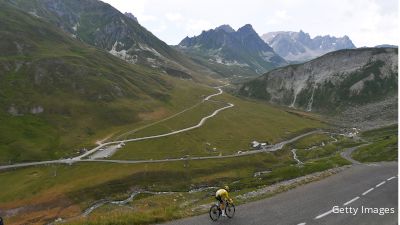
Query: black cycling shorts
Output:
[[215, 195, 223, 203]]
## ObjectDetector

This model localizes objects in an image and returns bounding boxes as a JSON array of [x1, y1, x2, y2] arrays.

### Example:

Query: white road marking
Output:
[[362, 188, 374, 196], [343, 196, 360, 206], [313, 177, 395, 221], [315, 209, 333, 219], [376, 181, 386, 187], [297, 223, 306, 225]]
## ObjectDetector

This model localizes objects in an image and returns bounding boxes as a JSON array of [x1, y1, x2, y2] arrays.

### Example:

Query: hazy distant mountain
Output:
[[262, 30, 356, 62], [176, 24, 287, 77], [375, 44, 398, 48]]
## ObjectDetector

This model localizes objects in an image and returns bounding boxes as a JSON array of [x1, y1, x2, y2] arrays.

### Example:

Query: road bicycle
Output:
[[209, 201, 235, 221]]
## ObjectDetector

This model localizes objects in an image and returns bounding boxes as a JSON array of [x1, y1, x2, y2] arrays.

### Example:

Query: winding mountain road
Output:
[[159, 162, 398, 225], [74, 86, 231, 160], [340, 144, 371, 165], [0, 86, 234, 170], [0, 130, 319, 170], [0, 84, 326, 171]]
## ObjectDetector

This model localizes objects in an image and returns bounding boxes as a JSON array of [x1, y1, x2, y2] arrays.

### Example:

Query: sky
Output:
[[101, 0, 398, 47]]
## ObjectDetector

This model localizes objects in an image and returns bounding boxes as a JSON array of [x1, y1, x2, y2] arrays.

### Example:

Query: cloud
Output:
[[165, 12, 184, 22], [139, 14, 158, 22], [101, 0, 398, 46], [185, 19, 213, 35], [152, 23, 168, 33], [266, 10, 291, 25], [276, 10, 289, 20]]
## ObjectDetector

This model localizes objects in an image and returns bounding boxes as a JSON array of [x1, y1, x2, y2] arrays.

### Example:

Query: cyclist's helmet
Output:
[[224, 185, 229, 191]]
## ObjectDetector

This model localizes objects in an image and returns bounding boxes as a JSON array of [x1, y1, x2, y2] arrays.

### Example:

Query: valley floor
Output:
[[0, 86, 396, 225]]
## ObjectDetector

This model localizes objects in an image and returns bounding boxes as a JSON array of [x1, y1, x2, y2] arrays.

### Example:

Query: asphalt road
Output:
[[0, 130, 318, 170], [0, 87, 234, 170], [340, 143, 371, 165], [159, 162, 398, 225]]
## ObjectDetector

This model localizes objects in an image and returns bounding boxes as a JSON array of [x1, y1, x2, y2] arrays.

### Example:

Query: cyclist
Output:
[[215, 186, 233, 217]]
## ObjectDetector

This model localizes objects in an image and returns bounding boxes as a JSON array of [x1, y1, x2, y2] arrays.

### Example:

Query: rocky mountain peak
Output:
[[296, 30, 311, 42], [262, 30, 356, 62], [177, 23, 286, 76], [237, 24, 256, 34], [124, 12, 138, 23], [215, 24, 235, 33]]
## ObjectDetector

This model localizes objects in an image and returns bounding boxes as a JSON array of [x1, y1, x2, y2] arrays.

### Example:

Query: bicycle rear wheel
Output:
[[209, 204, 220, 221], [225, 203, 235, 218]]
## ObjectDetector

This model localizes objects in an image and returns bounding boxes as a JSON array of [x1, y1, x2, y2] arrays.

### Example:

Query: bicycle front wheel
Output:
[[209, 204, 220, 221], [225, 203, 235, 218]]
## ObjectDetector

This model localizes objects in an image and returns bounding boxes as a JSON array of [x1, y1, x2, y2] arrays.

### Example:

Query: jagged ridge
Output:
[[176, 24, 287, 77], [262, 30, 356, 62]]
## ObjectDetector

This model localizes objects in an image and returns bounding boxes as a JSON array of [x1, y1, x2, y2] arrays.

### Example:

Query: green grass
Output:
[[62, 153, 349, 225], [0, 3, 220, 164], [261, 154, 350, 184], [361, 124, 398, 141], [115, 100, 227, 140], [1, 144, 349, 225], [289, 133, 333, 149], [0, 79, 214, 164], [111, 94, 325, 160], [296, 143, 339, 162], [295, 135, 361, 162], [352, 125, 398, 162]]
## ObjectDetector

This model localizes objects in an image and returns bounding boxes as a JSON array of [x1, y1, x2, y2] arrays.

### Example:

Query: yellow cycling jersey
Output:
[[216, 189, 229, 199]]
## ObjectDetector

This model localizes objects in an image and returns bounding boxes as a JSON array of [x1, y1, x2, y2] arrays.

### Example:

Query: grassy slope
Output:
[[0, 3, 365, 225], [1, 99, 354, 225], [7, 0, 220, 84], [1, 144, 350, 225], [0, 90, 341, 225], [175, 47, 259, 78], [111, 99, 227, 140], [111, 93, 325, 160], [286, 131, 363, 163], [0, 3, 216, 164], [290, 133, 333, 149], [352, 125, 398, 162]]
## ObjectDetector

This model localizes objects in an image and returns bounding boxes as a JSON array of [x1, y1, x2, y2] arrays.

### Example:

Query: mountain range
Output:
[[176, 24, 287, 77], [262, 30, 356, 62], [0, 0, 398, 160], [0, 1, 398, 224], [5, 0, 220, 81]]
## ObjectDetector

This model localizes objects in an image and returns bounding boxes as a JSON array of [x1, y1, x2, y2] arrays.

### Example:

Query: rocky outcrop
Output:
[[239, 48, 398, 128], [124, 12, 138, 23]]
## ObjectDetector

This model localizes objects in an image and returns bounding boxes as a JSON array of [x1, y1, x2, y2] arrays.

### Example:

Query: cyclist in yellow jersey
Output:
[[215, 186, 233, 216]]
